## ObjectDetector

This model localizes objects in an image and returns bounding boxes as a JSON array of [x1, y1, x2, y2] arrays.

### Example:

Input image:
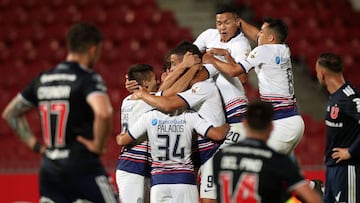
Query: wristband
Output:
[[33, 141, 41, 153]]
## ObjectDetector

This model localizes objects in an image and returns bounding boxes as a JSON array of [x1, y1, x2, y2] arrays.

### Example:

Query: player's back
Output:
[[213, 138, 305, 202], [141, 109, 212, 186], [22, 61, 107, 167]]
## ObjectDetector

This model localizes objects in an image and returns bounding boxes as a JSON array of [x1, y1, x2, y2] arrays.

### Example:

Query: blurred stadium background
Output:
[[0, 0, 359, 201]]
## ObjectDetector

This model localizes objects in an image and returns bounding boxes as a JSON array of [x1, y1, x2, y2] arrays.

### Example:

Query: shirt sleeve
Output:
[[203, 64, 219, 79], [177, 81, 209, 109], [238, 46, 267, 73], [128, 112, 148, 140], [193, 29, 210, 52], [21, 75, 41, 106], [84, 73, 107, 99], [188, 112, 213, 137]]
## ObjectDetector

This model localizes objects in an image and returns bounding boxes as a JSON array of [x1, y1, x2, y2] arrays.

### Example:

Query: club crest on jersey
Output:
[[250, 51, 256, 58], [192, 86, 200, 93], [330, 106, 339, 119]]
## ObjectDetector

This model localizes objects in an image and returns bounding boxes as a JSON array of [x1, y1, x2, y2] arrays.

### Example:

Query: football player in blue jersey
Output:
[[316, 52, 360, 203]]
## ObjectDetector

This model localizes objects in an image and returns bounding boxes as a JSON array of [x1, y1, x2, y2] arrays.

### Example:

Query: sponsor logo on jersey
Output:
[[275, 56, 280, 64]]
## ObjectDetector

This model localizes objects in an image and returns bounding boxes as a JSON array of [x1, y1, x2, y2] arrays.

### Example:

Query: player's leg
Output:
[[199, 157, 217, 202], [71, 168, 118, 203], [171, 184, 199, 203], [324, 164, 359, 203], [150, 184, 171, 203], [39, 160, 71, 202], [267, 115, 304, 155], [116, 170, 145, 203]]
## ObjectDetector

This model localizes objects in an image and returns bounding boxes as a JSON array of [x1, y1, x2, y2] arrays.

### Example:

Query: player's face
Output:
[[216, 12, 240, 42], [257, 23, 271, 45], [146, 72, 159, 92], [169, 54, 183, 72]]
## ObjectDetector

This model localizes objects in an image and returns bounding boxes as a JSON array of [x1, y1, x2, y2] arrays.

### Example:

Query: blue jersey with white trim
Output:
[[21, 61, 107, 169], [325, 82, 360, 166]]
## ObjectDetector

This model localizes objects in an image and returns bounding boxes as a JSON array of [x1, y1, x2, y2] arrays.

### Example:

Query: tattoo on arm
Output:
[[4, 96, 34, 143]]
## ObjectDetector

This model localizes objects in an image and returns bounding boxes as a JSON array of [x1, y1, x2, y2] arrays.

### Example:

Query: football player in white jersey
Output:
[[193, 5, 252, 202], [116, 109, 229, 203], [115, 64, 158, 202], [205, 17, 304, 156]]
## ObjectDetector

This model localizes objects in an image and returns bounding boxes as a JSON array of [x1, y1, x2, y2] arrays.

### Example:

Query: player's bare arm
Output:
[[77, 93, 113, 155], [291, 182, 322, 203], [116, 132, 134, 146], [206, 123, 230, 141], [159, 52, 200, 91], [163, 64, 203, 96], [2, 95, 46, 154], [133, 86, 186, 112], [203, 49, 244, 77], [239, 18, 260, 42]]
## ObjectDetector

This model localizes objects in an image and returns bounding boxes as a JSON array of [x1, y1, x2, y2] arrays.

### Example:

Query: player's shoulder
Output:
[[198, 28, 219, 38], [340, 83, 360, 98]]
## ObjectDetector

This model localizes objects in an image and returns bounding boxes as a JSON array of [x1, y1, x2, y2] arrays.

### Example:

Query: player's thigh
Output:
[[267, 115, 304, 155], [39, 167, 70, 202], [151, 184, 198, 203], [71, 172, 118, 203], [325, 165, 359, 203], [116, 170, 145, 203], [199, 157, 217, 199]]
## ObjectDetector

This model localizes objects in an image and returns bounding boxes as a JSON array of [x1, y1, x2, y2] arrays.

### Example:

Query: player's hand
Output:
[[331, 147, 351, 163], [181, 52, 201, 68], [125, 74, 139, 93], [161, 69, 171, 83], [202, 52, 215, 64], [131, 86, 145, 100], [77, 136, 105, 155], [206, 48, 229, 56]]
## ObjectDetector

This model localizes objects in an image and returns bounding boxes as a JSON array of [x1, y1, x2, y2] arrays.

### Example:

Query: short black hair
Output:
[[67, 22, 103, 53], [317, 53, 343, 73], [216, 4, 239, 18], [245, 101, 274, 131], [169, 41, 203, 60], [128, 64, 154, 86], [263, 17, 288, 43]]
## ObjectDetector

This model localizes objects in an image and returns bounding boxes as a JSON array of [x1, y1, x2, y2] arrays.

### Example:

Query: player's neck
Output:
[[326, 75, 346, 94], [66, 53, 90, 69]]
